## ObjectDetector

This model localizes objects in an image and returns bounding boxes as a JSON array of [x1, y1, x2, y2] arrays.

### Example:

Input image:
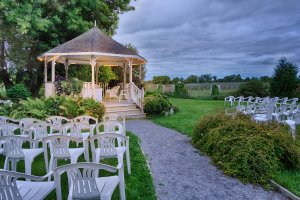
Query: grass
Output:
[[151, 98, 224, 136], [0, 132, 156, 200]]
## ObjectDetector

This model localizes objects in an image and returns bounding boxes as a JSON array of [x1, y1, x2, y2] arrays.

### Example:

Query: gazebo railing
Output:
[[130, 82, 144, 112]]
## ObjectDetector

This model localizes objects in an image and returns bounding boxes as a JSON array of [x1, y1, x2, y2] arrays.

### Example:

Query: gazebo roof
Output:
[[38, 27, 146, 65]]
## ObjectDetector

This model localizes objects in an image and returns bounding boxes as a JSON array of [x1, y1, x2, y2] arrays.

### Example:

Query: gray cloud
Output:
[[114, 0, 300, 80]]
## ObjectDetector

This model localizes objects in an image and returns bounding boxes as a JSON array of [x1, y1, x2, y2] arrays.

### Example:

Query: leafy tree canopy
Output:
[[153, 75, 171, 85], [0, 0, 136, 95]]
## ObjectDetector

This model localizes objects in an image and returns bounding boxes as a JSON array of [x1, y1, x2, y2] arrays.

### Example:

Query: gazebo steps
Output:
[[104, 101, 146, 119]]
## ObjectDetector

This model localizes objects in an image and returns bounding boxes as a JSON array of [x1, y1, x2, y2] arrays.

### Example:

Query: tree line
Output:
[[152, 74, 272, 85]]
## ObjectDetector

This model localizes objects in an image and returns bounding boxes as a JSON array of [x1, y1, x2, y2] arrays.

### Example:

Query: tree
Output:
[[222, 74, 242, 82], [153, 76, 171, 84], [237, 80, 269, 97], [185, 75, 198, 83], [270, 58, 299, 98], [0, 0, 135, 95]]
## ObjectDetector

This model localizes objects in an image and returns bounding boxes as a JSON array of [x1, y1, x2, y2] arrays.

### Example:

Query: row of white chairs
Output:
[[226, 97, 300, 138], [0, 114, 128, 200], [225, 96, 298, 107]]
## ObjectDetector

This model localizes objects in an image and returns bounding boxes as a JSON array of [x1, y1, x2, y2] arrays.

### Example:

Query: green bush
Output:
[[6, 96, 105, 120], [59, 97, 84, 118], [80, 98, 105, 121], [60, 81, 72, 95], [192, 112, 300, 186], [144, 94, 172, 115], [6, 84, 31, 101], [236, 80, 269, 97], [10, 98, 48, 119], [211, 85, 220, 96], [71, 78, 83, 95], [173, 82, 189, 98]]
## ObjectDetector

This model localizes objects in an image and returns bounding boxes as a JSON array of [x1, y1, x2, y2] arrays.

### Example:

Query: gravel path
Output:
[[126, 120, 286, 200]]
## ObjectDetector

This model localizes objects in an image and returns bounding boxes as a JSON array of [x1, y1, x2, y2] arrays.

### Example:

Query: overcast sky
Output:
[[114, 0, 300, 80]]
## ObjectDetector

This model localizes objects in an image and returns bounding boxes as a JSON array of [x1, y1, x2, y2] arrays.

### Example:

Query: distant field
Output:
[[187, 89, 235, 98]]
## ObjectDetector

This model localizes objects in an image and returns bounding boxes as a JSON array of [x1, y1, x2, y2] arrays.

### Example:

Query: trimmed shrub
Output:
[[80, 98, 105, 121], [6, 84, 31, 101], [192, 112, 300, 186], [173, 82, 189, 98], [144, 94, 172, 115], [211, 85, 220, 96]]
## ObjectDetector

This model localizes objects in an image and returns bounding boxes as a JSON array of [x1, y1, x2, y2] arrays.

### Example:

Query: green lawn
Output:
[[151, 98, 224, 136], [0, 132, 156, 200]]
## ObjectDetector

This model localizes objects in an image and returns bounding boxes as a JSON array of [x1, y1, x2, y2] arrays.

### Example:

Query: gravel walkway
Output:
[[126, 120, 286, 200]]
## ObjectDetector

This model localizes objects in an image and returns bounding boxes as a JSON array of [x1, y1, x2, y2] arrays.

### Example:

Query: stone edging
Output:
[[270, 180, 300, 200]]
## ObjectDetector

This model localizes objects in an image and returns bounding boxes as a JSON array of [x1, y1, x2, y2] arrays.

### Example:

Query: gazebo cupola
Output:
[[37, 26, 146, 106]]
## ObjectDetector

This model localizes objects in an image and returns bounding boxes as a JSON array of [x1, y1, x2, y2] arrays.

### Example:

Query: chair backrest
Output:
[[43, 135, 83, 158], [0, 136, 36, 159], [94, 121, 125, 136], [0, 123, 23, 137], [0, 116, 19, 124], [0, 170, 50, 200], [103, 114, 126, 127], [46, 116, 71, 128], [30, 122, 52, 140], [89, 132, 128, 158], [73, 115, 98, 125], [19, 118, 43, 129], [61, 122, 92, 139], [53, 163, 117, 200]]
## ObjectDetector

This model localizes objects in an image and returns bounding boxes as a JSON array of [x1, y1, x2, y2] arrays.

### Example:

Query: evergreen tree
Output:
[[270, 58, 299, 98]]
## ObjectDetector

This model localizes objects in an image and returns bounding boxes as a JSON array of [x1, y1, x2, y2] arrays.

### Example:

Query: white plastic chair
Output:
[[95, 120, 125, 136], [0, 122, 29, 138], [46, 116, 71, 134], [89, 132, 128, 165], [103, 114, 126, 128], [283, 112, 300, 139], [0, 170, 54, 200], [61, 122, 93, 143], [42, 135, 88, 174], [105, 86, 120, 100], [30, 122, 56, 148], [224, 96, 234, 107], [0, 136, 43, 177], [94, 122, 130, 174], [73, 115, 98, 125], [19, 117, 43, 129], [0, 116, 19, 124], [53, 162, 125, 200]]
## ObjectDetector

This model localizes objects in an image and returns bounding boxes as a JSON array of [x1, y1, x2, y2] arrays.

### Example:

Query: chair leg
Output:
[[11, 160, 17, 172], [4, 158, 9, 170], [126, 149, 131, 174], [119, 166, 126, 200], [25, 159, 32, 181]]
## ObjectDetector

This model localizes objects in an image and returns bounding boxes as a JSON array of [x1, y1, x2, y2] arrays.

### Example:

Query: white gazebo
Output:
[[37, 26, 146, 110]]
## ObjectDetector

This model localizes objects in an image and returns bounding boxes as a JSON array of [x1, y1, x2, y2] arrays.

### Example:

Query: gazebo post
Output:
[[139, 64, 142, 80], [51, 59, 56, 83], [90, 56, 97, 97], [64, 59, 69, 80], [128, 59, 133, 102], [44, 58, 47, 83], [123, 63, 126, 89], [95, 66, 99, 84]]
